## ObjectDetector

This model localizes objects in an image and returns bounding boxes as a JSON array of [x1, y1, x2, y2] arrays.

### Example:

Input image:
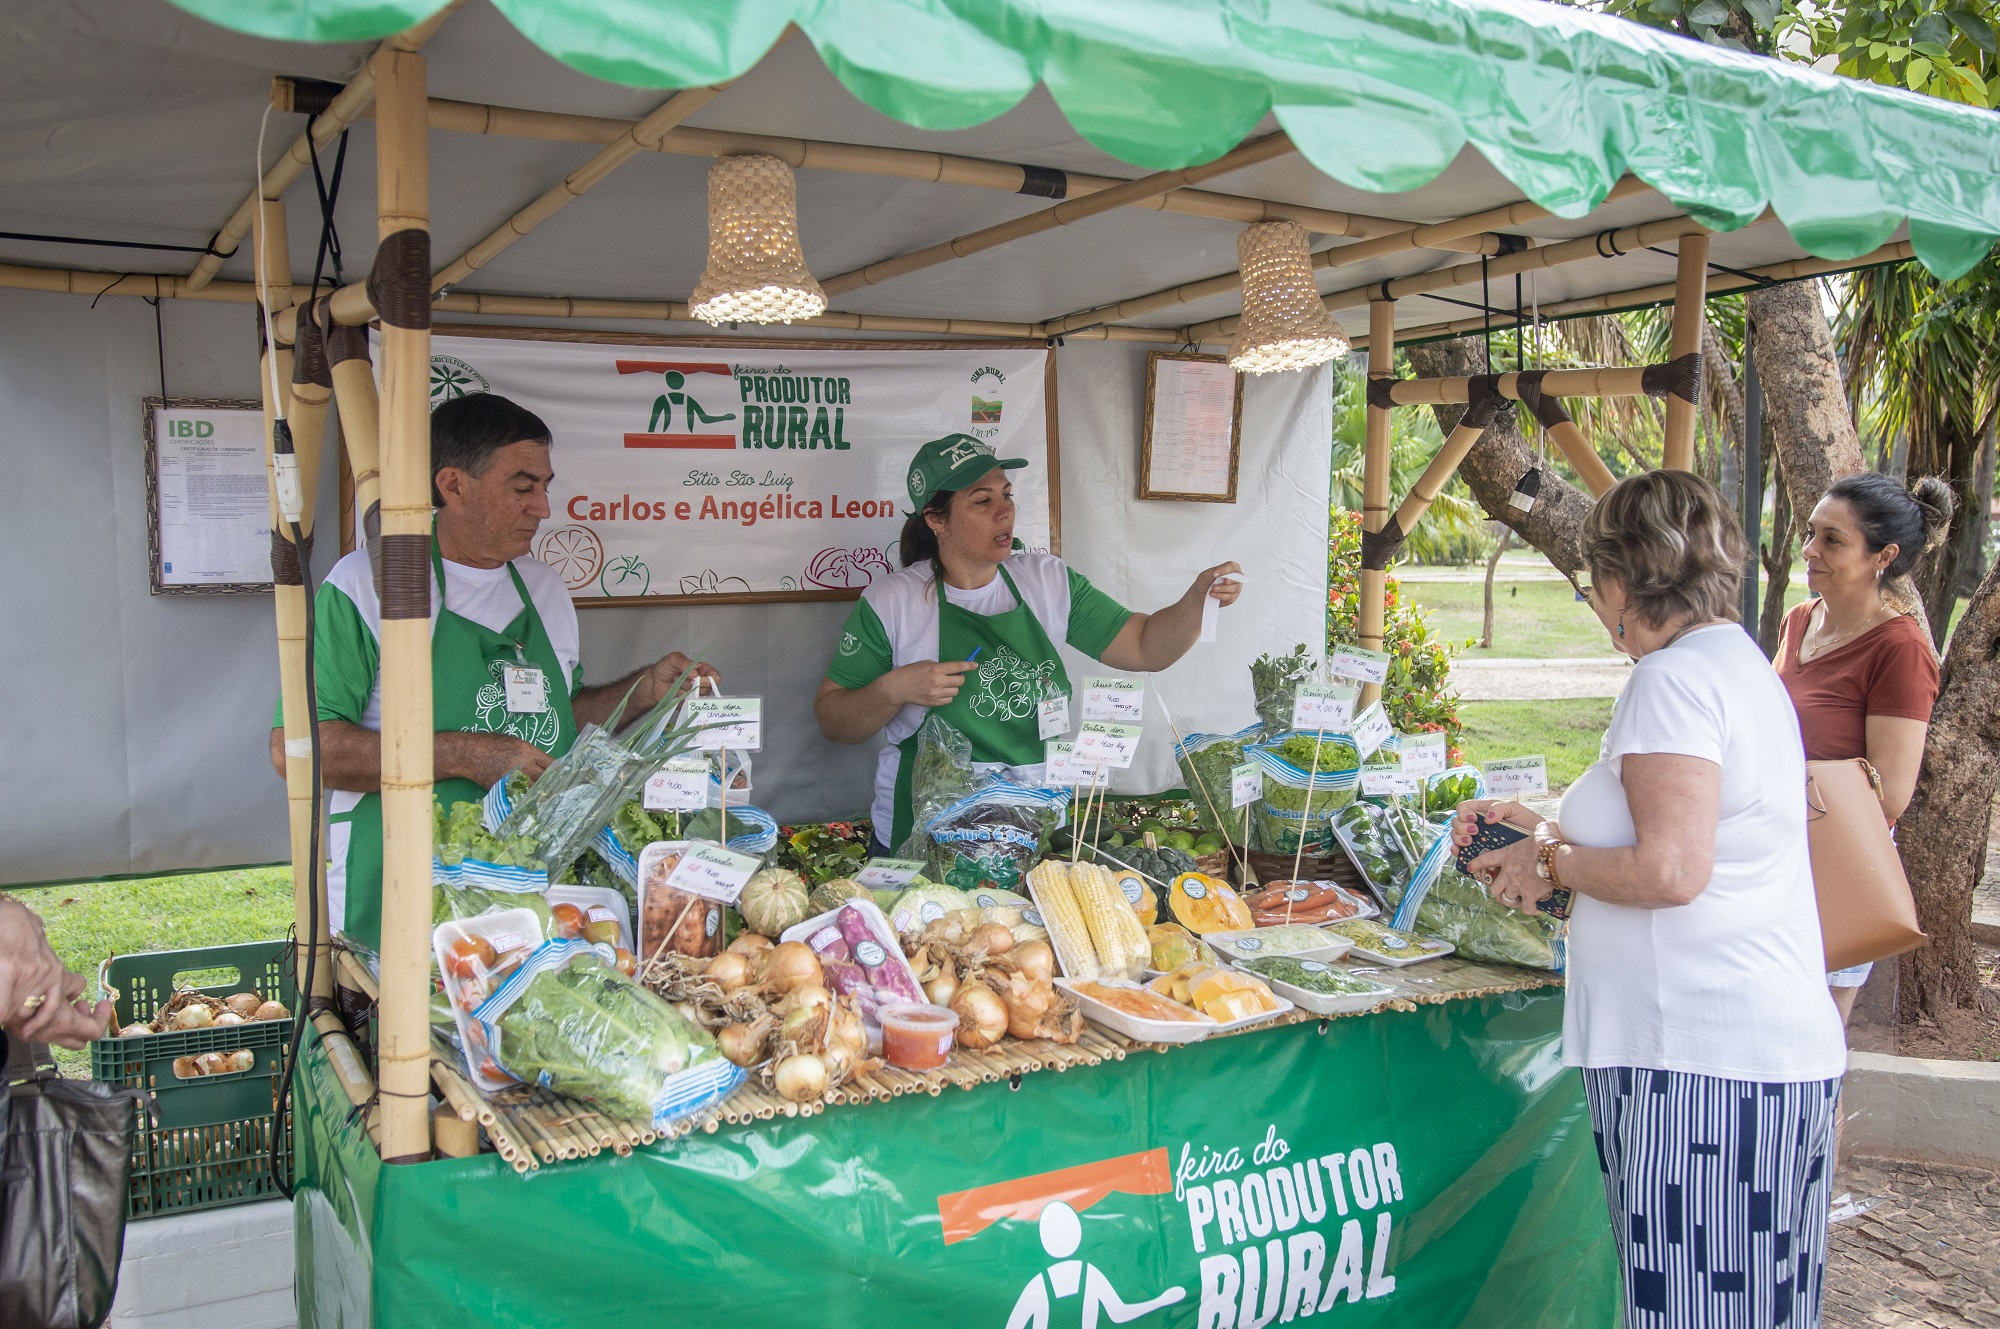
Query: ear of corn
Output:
[[1028, 861, 1097, 982], [1071, 863, 1151, 981]]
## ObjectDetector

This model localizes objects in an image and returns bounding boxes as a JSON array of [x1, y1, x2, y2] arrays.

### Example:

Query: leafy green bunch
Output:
[[1327, 509, 1467, 758]]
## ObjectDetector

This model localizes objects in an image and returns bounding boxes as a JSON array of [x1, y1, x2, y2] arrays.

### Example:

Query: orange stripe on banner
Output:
[[623, 433, 738, 450], [614, 360, 735, 376], [937, 1148, 1172, 1245]]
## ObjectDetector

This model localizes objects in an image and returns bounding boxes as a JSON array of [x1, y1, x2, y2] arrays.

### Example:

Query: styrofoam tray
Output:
[[1326, 921, 1454, 967], [1228, 959, 1396, 1015], [1056, 978, 1214, 1045], [1251, 880, 1382, 925], [1207, 928, 1352, 965], [547, 884, 634, 951], [1204, 989, 1296, 1034], [431, 907, 544, 1092]]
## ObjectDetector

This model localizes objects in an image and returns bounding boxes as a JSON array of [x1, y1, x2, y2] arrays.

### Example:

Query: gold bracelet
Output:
[[1536, 838, 1569, 889]]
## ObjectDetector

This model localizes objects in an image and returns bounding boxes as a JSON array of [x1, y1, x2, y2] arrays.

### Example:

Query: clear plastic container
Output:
[[878, 1002, 959, 1070]]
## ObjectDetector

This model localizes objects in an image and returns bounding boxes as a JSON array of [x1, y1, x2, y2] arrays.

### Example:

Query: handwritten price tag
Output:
[[1043, 741, 1111, 789], [1361, 764, 1420, 797], [1398, 731, 1448, 777], [1351, 702, 1394, 760], [662, 841, 762, 904], [642, 758, 709, 812], [1483, 756, 1549, 797], [687, 696, 762, 751], [1230, 761, 1263, 809], [855, 858, 925, 890], [1328, 645, 1391, 686], [1073, 722, 1142, 770], [1291, 682, 1357, 731], [1080, 677, 1144, 724]]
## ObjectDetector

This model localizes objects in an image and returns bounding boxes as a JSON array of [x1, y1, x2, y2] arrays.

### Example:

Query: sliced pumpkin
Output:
[[1166, 873, 1255, 935], [1109, 867, 1158, 925], [1146, 922, 1197, 973]]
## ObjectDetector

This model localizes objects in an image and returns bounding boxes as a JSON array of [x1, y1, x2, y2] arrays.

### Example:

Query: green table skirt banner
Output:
[[294, 990, 1617, 1328]]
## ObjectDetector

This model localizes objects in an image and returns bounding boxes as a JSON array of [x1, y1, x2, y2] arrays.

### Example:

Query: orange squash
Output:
[[1166, 873, 1254, 935]]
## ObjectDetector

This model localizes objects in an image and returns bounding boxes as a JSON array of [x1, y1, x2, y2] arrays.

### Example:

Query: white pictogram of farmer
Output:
[[1004, 1201, 1187, 1329]]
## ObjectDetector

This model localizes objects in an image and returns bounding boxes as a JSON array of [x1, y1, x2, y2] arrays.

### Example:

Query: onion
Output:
[[787, 983, 833, 1015], [828, 1005, 867, 1060], [706, 951, 751, 993], [253, 1001, 291, 1022], [773, 1053, 828, 1103], [821, 1042, 853, 1084], [727, 932, 774, 959], [195, 1052, 230, 1076], [224, 993, 264, 1019], [1007, 977, 1056, 1041], [1011, 940, 1054, 984], [924, 972, 960, 1007], [762, 941, 822, 995], [970, 923, 1015, 956], [716, 1022, 769, 1068], [779, 1005, 821, 1044], [951, 983, 1008, 1050], [172, 1056, 203, 1078], [172, 1004, 214, 1031], [213, 1011, 246, 1027], [224, 1050, 256, 1073], [117, 1023, 152, 1039]]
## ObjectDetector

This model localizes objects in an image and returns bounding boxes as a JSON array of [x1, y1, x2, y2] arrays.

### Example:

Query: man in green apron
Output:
[[270, 393, 714, 951], [815, 434, 1241, 854]]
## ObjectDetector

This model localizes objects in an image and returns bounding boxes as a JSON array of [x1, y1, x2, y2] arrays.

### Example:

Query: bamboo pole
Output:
[[1376, 365, 1677, 405], [311, 1012, 382, 1146], [1039, 175, 1654, 337], [819, 133, 1299, 297], [1384, 417, 1493, 549], [302, 88, 1500, 248], [371, 47, 436, 1166], [1661, 234, 1709, 471], [185, 1, 463, 292], [1182, 209, 1778, 344], [1544, 420, 1619, 498], [1359, 300, 1394, 709], [326, 324, 382, 560], [430, 83, 728, 293]]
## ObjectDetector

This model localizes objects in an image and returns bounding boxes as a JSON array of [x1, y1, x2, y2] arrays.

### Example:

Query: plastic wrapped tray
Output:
[[1056, 978, 1215, 1045]]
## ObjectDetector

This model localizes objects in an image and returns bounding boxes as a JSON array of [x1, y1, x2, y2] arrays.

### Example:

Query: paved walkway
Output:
[[1452, 655, 1634, 701], [1825, 1159, 2000, 1327]]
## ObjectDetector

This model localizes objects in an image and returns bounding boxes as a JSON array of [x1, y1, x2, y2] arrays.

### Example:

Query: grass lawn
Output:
[[1406, 570, 1813, 658], [1456, 698, 1616, 792]]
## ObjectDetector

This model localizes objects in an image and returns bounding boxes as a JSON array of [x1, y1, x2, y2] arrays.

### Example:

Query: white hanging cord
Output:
[[1532, 270, 1546, 467]]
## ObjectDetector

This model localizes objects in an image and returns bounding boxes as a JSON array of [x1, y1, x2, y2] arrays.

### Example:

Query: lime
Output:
[[1165, 830, 1197, 852]]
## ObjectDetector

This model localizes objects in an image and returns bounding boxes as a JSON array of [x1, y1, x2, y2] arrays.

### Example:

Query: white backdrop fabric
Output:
[[0, 302, 1329, 884]]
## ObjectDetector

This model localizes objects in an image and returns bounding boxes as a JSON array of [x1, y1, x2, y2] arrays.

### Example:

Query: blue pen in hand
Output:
[[965, 647, 983, 663]]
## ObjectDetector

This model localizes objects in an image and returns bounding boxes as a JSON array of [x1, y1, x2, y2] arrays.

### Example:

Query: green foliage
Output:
[[1327, 510, 1467, 755], [1787, 0, 2000, 106], [1329, 368, 1491, 564]]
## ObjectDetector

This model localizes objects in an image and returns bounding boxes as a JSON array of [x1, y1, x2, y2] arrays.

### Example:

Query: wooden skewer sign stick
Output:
[[1288, 726, 1331, 906]]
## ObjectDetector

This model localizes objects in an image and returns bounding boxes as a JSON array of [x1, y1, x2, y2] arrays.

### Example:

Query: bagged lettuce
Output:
[[1392, 863, 1565, 971]]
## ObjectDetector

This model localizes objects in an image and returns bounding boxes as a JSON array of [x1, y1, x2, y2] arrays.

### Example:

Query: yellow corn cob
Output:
[[1028, 861, 1097, 982], [1073, 863, 1151, 980]]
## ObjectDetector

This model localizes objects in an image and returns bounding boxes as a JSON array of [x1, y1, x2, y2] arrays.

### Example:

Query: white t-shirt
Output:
[[1557, 623, 1846, 1082]]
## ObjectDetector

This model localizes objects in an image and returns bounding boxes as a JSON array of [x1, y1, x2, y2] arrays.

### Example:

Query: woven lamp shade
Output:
[[689, 154, 827, 324], [1226, 220, 1349, 374]]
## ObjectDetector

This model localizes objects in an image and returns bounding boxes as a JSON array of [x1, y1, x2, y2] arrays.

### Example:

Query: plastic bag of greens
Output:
[[472, 939, 746, 1126], [904, 774, 1069, 893], [1421, 766, 1485, 821], [1328, 800, 1449, 911], [1393, 862, 1565, 971], [904, 714, 977, 841], [1173, 724, 1261, 823], [1247, 731, 1361, 855], [1249, 644, 1318, 740], [434, 791, 552, 891]]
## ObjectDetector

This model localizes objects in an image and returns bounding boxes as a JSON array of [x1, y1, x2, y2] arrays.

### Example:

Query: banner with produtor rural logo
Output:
[[420, 330, 1054, 602]]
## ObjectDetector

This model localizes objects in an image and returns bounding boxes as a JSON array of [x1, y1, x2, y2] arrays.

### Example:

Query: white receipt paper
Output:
[[1199, 574, 1243, 643]]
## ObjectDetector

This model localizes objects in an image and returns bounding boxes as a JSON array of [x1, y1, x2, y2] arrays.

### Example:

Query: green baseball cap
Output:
[[906, 433, 1028, 509]]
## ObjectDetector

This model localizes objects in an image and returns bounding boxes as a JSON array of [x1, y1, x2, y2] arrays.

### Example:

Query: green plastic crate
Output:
[[90, 940, 297, 1219]]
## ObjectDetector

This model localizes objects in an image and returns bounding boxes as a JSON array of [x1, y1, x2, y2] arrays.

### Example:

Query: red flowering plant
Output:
[[1327, 508, 1468, 762]]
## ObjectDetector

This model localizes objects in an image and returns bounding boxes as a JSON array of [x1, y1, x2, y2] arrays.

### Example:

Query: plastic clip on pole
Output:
[[272, 418, 307, 525]]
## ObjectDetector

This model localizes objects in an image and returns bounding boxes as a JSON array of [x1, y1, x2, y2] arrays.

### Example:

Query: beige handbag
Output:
[[1804, 758, 1927, 971]]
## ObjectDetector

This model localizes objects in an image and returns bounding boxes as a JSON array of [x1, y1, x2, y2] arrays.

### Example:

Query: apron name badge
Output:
[[503, 665, 549, 714], [1037, 692, 1070, 741]]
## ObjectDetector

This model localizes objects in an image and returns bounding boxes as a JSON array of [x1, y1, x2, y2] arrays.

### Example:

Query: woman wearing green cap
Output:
[[816, 433, 1241, 853]]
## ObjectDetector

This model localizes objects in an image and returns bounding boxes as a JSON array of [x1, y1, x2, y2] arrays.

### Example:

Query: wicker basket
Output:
[[1246, 849, 1368, 895]]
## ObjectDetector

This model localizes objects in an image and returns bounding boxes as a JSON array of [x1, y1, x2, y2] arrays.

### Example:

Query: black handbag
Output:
[[0, 1037, 148, 1329]]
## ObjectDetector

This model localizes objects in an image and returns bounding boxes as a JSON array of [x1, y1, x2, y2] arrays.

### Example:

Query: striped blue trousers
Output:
[[1581, 1068, 1841, 1328]]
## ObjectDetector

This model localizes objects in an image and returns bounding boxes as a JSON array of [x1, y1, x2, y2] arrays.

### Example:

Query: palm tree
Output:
[[1327, 368, 1489, 564]]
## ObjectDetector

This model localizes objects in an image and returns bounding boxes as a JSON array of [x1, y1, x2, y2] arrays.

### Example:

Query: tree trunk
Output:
[[1748, 281, 1868, 518], [1892, 553, 2000, 1021], [1480, 526, 1513, 649], [1951, 417, 1994, 600], [1758, 449, 1794, 657], [1406, 337, 1594, 581]]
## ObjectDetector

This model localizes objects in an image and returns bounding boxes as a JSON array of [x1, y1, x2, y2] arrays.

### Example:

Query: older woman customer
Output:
[[1775, 473, 1953, 1015], [1455, 471, 1846, 1329]]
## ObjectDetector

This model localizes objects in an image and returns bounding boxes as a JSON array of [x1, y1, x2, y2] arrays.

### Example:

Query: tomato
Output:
[[550, 903, 586, 938], [613, 947, 637, 977], [444, 934, 496, 980]]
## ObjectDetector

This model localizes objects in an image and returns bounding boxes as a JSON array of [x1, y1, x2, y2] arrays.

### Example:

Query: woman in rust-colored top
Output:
[[1775, 472, 1953, 1019]]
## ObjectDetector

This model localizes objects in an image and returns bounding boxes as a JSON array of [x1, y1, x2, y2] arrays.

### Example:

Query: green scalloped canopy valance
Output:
[[178, 0, 2000, 278]]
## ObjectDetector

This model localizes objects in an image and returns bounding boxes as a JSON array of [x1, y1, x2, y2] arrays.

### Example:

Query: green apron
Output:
[[329, 538, 578, 950], [889, 563, 1069, 847]]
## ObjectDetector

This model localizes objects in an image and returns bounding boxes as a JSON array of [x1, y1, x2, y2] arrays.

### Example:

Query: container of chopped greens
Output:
[[1232, 956, 1396, 1015], [1206, 926, 1353, 964], [1326, 918, 1454, 967], [1247, 731, 1361, 856]]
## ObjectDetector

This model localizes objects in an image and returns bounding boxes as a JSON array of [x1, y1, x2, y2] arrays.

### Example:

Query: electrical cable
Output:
[[0, 228, 210, 254]]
